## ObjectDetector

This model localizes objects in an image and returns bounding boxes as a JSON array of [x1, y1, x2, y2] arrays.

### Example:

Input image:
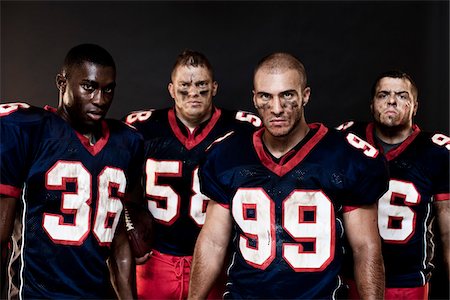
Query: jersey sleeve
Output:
[[0, 105, 40, 197], [198, 147, 231, 208], [123, 130, 146, 206], [340, 133, 390, 207], [431, 133, 450, 201]]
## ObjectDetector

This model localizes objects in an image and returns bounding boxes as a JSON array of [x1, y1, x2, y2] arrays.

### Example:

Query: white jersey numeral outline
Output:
[[44, 161, 126, 245], [232, 188, 335, 272], [378, 179, 420, 243], [145, 159, 209, 226]]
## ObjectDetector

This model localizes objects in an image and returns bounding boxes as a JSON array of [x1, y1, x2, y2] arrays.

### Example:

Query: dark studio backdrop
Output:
[[1, 0, 449, 298]]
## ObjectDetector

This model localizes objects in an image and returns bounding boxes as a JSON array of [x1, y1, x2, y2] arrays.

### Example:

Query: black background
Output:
[[1, 1, 449, 132], [1, 1, 449, 298]]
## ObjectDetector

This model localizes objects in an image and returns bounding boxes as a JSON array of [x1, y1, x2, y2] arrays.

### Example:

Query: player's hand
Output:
[[135, 251, 152, 265]]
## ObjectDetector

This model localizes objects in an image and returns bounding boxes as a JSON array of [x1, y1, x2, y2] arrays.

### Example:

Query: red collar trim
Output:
[[46, 106, 110, 156], [366, 123, 420, 161], [74, 121, 110, 156], [168, 107, 222, 150], [253, 123, 328, 176]]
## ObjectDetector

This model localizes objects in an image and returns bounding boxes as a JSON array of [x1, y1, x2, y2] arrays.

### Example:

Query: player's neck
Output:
[[176, 109, 212, 133], [263, 122, 310, 158], [374, 123, 413, 145], [56, 106, 102, 144]]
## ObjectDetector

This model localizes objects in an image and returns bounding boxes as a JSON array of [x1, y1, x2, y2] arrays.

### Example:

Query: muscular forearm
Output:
[[110, 224, 136, 299], [188, 233, 228, 299], [353, 245, 385, 300]]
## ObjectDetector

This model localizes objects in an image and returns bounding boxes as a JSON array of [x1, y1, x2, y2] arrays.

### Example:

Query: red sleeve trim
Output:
[[216, 202, 230, 210], [342, 205, 361, 213], [434, 193, 450, 201], [0, 184, 21, 198]]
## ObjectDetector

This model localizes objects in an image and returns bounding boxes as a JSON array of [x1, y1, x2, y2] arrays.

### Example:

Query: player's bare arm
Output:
[[344, 203, 384, 300], [0, 195, 17, 285], [435, 200, 450, 281], [109, 217, 136, 299], [188, 201, 232, 300]]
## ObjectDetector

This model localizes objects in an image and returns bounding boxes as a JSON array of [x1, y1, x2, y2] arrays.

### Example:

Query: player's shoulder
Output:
[[416, 129, 450, 154], [218, 108, 262, 130], [206, 124, 255, 155], [0, 102, 51, 125], [324, 123, 382, 162], [335, 120, 369, 135], [106, 118, 144, 143], [123, 108, 167, 126]]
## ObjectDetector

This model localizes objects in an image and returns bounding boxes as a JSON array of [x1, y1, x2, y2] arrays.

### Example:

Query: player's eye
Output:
[[376, 93, 388, 100], [103, 87, 114, 94], [259, 93, 271, 101], [197, 81, 208, 88], [81, 84, 95, 92], [397, 93, 409, 100], [282, 92, 294, 99]]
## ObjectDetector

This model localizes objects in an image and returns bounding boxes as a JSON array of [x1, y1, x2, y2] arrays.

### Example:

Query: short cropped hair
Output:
[[171, 49, 214, 80], [371, 70, 418, 101], [62, 43, 116, 78], [254, 52, 307, 90]]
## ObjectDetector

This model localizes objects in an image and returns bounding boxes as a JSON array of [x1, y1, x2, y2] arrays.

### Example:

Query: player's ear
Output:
[[413, 99, 418, 117], [56, 73, 66, 93], [302, 87, 311, 106], [168, 82, 175, 99], [252, 90, 258, 109], [211, 81, 218, 97]]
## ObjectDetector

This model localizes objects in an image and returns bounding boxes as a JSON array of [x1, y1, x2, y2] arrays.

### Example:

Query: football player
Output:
[[124, 50, 261, 299], [188, 52, 389, 299], [0, 44, 143, 299], [337, 70, 450, 299]]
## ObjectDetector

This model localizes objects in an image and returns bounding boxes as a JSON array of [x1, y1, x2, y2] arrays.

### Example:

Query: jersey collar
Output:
[[168, 107, 222, 150], [253, 123, 328, 176], [366, 123, 420, 161], [45, 105, 110, 156]]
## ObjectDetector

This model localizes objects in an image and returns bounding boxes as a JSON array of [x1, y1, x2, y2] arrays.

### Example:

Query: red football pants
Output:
[[346, 278, 429, 299], [136, 250, 224, 299]]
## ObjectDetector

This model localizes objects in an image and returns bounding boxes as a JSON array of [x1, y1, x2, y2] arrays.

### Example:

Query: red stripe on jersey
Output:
[[253, 123, 328, 177], [74, 121, 110, 156], [168, 107, 222, 150], [434, 193, 450, 201], [0, 184, 21, 198], [342, 205, 361, 213], [366, 123, 421, 161]]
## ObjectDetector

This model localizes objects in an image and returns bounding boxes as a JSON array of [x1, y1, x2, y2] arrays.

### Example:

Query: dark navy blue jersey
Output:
[[0, 102, 144, 299], [124, 107, 261, 256], [199, 123, 389, 299], [339, 121, 450, 288]]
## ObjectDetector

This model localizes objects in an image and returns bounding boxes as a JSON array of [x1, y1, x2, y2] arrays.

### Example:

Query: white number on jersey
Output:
[[44, 161, 126, 245], [335, 121, 354, 131], [432, 133, 450, 151], [233, 188, 334, 271], [346, 133, 378, 158], [125, 109, 154, 124], [145, 159, 209, 226], [378, 179, 420, 243], [0, 102, 30, 117], [235, 111, 262, 127]]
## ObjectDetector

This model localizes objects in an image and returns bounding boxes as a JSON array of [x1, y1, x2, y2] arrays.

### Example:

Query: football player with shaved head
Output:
[[188, 52, 389, 299]]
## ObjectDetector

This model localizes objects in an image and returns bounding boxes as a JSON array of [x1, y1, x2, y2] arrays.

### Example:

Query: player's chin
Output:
[[266, 126, 291, 137]]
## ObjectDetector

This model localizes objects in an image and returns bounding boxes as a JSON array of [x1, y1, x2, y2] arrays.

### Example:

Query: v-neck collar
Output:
[[253, 123, 328, 176], [168, 107, 221, 150], [366, 123, 420, 161]]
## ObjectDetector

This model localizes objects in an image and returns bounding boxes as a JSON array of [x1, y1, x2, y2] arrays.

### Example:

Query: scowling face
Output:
[[371, 77, 418, 130], [168, 65, 218, 125], [253, 69, 310, 138]]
